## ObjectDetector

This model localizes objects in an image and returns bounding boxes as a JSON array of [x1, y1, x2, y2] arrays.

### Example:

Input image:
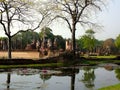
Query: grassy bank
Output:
[[0, 63, 64, 69], [89, 55, 117, 59], [0, 59, 120, 69], [0, 54, 120, 68], [98, 83, 120, 90], [80, 59, 120, 65], [80, 55, 120, 65]]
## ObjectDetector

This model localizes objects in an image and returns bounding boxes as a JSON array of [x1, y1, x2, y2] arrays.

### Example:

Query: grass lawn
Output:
[[98, 83, 120, 90], [91, 55, 116, 59], [80, 59, 120, 65], [84, 55, 117, 59], [80, 55, 120, 65]]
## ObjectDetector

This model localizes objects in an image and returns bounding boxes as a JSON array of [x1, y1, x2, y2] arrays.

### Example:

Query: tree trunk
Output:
[[8, 36, 12, 59], [72, 23, 76, 56]]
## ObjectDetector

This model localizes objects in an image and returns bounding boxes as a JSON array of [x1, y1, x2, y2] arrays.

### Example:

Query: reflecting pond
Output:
[[0, 66, 120, 90]]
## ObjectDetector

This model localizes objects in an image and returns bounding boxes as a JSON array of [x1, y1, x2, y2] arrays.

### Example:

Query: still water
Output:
[[0, 66, 120, 90]]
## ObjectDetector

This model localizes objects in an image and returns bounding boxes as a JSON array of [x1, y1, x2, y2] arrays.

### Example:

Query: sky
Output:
[[0, 0, 120, 40], [50, 0, 120, 40]]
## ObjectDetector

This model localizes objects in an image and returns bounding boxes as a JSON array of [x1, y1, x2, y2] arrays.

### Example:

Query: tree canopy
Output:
[[81, 29, 96, 52], [39, 27, 53, 39], [0, 0, 110, 58], [0, 0, 53, 58], [50, 0, 107, 55], [115, 34, 120, 49]]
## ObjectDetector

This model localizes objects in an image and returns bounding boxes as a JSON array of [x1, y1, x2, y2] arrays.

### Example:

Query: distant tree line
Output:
[[0, 37, 8, 50], [0, 28, 120, 55], [76, 29, 120, 55], [0, 27, 65, 51]]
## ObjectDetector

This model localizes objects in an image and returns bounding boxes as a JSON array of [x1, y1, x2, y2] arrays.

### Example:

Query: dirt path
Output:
[[0, 51, 40, 59]]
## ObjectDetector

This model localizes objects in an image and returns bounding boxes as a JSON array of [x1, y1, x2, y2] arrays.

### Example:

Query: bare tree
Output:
[[0, 0, 52, 59], [52, 0, 106, 55]]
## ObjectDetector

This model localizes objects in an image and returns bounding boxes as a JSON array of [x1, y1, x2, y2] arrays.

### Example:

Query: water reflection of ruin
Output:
[[14, 68, 79, 90], [38, 68, 79, 90], [5, 68, 89, 90], [2, 67, 120, 90]]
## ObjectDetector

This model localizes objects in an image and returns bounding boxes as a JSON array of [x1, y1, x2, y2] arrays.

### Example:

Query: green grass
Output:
[[90, 55, 117, 59], [0, 63, 64, 69], [80, 59, 120, 65], [80, 55, 120, 65], [98, 83, 120, 90], [84, 55, 117, 59]]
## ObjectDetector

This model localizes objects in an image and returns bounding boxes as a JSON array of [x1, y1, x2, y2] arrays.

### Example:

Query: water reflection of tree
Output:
[[39, 73, 51, 89], [81, 67, 95, 88], [7, 73, 11, 90], [61, 68, 79, 90], [115, 68, 120, 80], [39, 68, 79, 90], [40, 74, 51, 83], [70, 69, 76, 90]]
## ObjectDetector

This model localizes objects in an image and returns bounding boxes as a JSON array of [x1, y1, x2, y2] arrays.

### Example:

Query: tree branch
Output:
[[0, 10, 8, 36], [11, 11, 49, 38], [77, 2, 89, 22], [0, 21, 8, 36], [55, 15, 72, 32]]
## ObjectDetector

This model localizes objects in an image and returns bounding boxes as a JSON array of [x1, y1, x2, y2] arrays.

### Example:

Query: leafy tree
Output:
[[77, 30, 103, 54], [12, 31, 40, 49], [39, 27, 54, 41], [94, 39, 103, 55], [54, 35, 65, 50], [11, 33, 22, 50], [0, 37, 8, 50], [52, 0, 106, 55], [94, 39, 103, 48], [85, 29, 95, 39], [115, 34, 120, 53], [81, 29, 96, 52], [0, 37, 7, 40], [76, 38, 84, 51], [39, 27, 65, 50], [82, 35, 95, 52]]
